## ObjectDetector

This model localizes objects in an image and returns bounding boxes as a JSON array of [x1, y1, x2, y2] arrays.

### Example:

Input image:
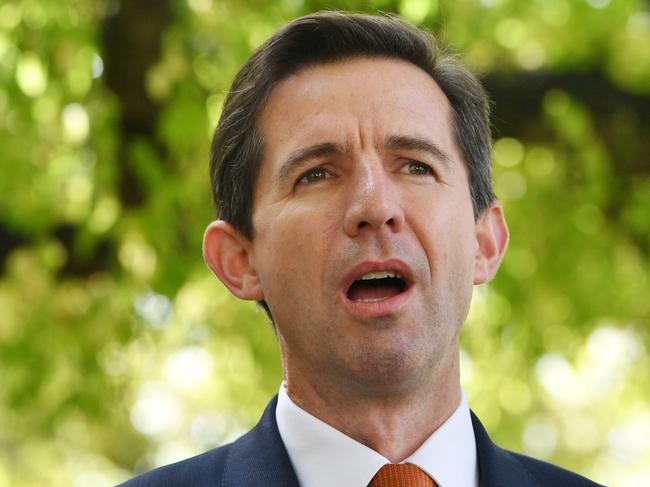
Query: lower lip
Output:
[[340, 285, 415, 319]]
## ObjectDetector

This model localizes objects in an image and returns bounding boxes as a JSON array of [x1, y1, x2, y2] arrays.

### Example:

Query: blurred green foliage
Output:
[[0, 0, 648, 485]]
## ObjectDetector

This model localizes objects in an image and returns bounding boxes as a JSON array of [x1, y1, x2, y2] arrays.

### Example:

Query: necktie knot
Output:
[[368, 463, 438, 487]]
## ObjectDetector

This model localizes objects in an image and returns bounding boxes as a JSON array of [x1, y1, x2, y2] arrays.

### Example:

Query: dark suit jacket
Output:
[[119, 396, 604, 486]]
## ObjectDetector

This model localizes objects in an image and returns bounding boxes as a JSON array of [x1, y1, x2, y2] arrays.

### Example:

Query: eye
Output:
[[402, 160, 433, 176], [297, 166, 332, 185]]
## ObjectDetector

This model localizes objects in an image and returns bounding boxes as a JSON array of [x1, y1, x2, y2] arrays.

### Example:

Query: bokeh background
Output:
[[0, 0, 648, 485]]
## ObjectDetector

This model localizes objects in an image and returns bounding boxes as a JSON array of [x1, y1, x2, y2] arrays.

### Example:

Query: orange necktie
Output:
[[368, 464, 438, 487]]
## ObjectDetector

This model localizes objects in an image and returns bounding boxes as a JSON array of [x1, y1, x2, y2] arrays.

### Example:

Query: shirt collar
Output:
[[276, 384, 478, 487]]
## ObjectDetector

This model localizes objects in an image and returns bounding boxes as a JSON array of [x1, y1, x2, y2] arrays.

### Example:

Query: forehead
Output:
[[256, 57, 459, 177]]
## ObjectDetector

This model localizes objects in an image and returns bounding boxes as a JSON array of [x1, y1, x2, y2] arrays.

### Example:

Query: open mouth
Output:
[[346, 270, 408, 303]]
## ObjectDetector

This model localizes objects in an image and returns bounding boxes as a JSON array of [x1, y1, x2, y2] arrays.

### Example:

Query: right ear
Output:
[[202, 220, 264, 301]]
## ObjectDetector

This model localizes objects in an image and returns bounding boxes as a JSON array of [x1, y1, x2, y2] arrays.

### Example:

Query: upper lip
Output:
[[340, 259, 414, 297]]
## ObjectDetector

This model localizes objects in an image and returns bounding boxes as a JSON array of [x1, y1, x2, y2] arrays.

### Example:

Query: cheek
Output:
[[254, 210, 332, 297], [446, 220, 478, 275], [409, 195, 476, 268]]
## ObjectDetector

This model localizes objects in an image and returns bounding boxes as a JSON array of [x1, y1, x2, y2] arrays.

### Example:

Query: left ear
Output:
[[474, 202, 509, 285]]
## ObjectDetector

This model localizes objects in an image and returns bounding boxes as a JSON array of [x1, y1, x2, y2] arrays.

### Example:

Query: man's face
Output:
[[250, 58, 483, 394]]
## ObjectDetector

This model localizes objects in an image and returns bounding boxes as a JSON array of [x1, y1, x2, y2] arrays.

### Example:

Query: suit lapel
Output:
[[221, 395, 300, 487], [471, 411, 539, 487]]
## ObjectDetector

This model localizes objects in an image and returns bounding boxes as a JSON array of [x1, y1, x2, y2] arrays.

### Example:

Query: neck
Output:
[[283, 353, 461, 462]]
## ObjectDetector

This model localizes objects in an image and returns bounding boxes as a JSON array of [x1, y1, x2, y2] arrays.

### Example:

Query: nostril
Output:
[[355, 218, 395, 230]]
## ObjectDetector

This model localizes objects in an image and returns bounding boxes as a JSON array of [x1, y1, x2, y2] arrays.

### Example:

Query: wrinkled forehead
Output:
[[255, 57, 458, 178]]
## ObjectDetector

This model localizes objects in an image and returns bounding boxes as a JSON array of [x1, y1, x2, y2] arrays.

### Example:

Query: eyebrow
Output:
[[276, 134, 451, 184], [382, 134, 452, 166], [277, 142, 347, 185]]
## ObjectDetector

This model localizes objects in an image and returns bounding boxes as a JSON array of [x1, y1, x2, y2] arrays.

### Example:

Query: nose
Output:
[[343, 161, 405, 237]]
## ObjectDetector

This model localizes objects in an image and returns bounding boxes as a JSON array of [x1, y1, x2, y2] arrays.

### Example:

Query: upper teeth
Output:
[[358, 270, 400, 280]]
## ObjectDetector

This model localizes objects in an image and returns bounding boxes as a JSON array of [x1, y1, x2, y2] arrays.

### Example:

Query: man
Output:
[[122, 11, 602, 487]]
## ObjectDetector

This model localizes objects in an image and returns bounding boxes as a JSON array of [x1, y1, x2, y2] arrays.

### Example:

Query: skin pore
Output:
[[204, 57, 509, 462]]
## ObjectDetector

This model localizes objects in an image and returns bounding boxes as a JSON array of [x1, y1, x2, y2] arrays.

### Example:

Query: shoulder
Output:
[[117, 396, 296, 487], [470, 411, 604, 486], [503, 447, 605, 486], [117, 442, 232, 487]]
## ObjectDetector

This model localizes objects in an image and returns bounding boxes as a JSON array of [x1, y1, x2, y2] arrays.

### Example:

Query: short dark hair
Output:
[[210, 11, 495, 241]]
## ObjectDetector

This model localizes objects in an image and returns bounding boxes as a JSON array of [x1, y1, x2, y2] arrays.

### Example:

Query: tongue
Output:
[[348, 280, 402, 301]]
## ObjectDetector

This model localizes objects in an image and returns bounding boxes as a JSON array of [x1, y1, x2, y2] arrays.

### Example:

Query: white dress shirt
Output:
[[276, 384, 479, 487]]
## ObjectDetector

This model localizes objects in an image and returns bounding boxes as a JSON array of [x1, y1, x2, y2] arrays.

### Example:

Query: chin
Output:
[[343, 345, 433, 395]]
